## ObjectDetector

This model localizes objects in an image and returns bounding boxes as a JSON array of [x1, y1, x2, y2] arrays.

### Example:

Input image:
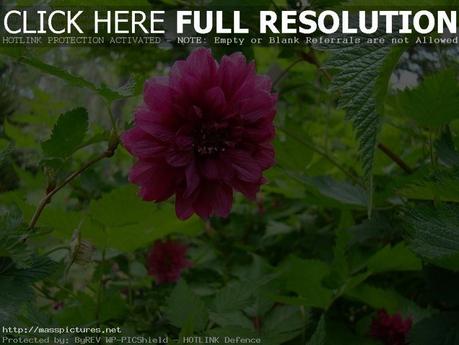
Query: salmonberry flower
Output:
[[370, 310, 413, 345], [122, 48, 277, 219], [147, 239, 191, 284]]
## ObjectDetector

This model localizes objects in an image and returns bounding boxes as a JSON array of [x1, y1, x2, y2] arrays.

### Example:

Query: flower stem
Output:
[[377, 143, 413, 174], [106, 103, 118, 135]]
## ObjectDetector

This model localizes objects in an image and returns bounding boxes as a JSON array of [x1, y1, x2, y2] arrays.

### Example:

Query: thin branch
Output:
[[272, 58, 304, 88], [28, 141, 118, 230], [377, 143, 413, 174], [106, 103, 118, 135], [301, 50, 333, 82]]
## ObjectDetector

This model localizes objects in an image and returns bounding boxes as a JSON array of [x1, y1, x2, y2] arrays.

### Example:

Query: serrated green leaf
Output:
[[436, 128, 459, 168], [301, 176, 367, 207], [0, 206, 32, 269], [55, 289, 127, 326], [41, 108, 88, 159], [390, 70, 459, 128], [344, 284, 401, 312], [366, 243, 422, 273], [0, 51, 135, 102], [0, 255, 57, 322], [398, 169, 459, 203], [80, 185, 202, 252], [209, 311, 253, 329], [25, 206, 81, 239], [404, 204, 459, 271], [262, 305, 305, 344], [281, 257, 333, 309], [213, 281, 255, 313], [0, 275, 32, 323], [318, 28, 406, 181], [165, 280, 208, 332]]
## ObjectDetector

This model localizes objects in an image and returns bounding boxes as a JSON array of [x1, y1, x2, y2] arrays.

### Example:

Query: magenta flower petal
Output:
[[176, 190, 195, 220], [122, 48, 277, 220], [130, 161, 178, 202], [204, 87, 227, 115], [144, 77, 174, 114]]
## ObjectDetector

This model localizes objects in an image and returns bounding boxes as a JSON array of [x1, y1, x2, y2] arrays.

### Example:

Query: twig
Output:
[[272, 58, 304, 88], [301, 50, 333, 82], [377, 143, 413, 174], [28, 141, 118, 230], [106, 102, 119, 135]]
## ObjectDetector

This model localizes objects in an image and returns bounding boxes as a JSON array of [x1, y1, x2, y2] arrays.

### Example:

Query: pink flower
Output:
[[122, 48, 277, 219], [370, 310, 413, 345], [147, 239, 191, 284]]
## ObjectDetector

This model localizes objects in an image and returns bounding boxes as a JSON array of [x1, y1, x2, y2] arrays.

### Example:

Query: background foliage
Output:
[[1, 0, 459, 344]]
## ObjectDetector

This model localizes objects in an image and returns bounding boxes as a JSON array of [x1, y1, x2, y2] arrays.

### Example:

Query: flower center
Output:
[[193, 123, 228, 156]]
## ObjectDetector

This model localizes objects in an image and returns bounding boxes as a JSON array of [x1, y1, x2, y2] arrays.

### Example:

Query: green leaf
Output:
[[319, 32, 406, 179], [307, 315, 326, 345], [0, 51, 135, 102], [32, 207, 81, 239], [55, 290, 127, 326], [262, 305, 306, 344], [0, 211, 31, 268], [0, 273, 32, 323], [397, 169, 459, 203], [345, 284, 407, 313], [80, 185, 203, 252], [403, 204, 459, 271], [275, 134, 313, 172], [301, 176, 367, 208], [324, 228, 351, 289], [41, 108, 88, 159], [0, 256, 57, 322], [213, 281, 256, 313], [408, 312, 459, 345], [366, 243, 422, 273], [3, 120, 36, 149], [209, 311, 253, 329], [390, 70, 459, 128], [280, 257, 333, 309], [165, 280, 208, 332], [213, 266, 278, 315], [264, 221, 295, 238], [436, 128, 459, 168]]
